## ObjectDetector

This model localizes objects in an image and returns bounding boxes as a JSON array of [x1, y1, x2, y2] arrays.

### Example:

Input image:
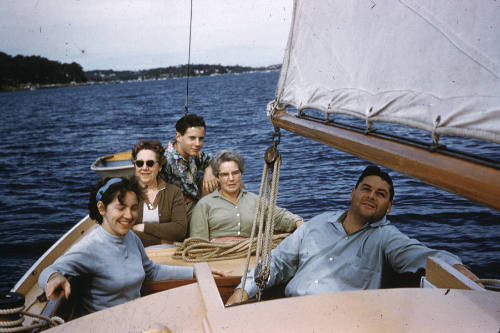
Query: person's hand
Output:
[[202, 166, 219, 195], [193, 268, 229, 279], [295, 220, 304, 228], [225, 288, 248, 306], [45, 272, 71, 300], [133, 223, 145, 232], [210, 268, 228, 277]]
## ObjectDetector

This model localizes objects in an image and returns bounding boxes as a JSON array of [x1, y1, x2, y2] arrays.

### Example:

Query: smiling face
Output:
[[175, 126, 205, 159], [98, 191, 138, 237], [134, 149, 161, 186], [349, 175, 392, 224], [218, 160, 242, 198]]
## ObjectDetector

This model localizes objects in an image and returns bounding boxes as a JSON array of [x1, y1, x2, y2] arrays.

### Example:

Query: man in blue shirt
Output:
[[226, 165, 480, 304]]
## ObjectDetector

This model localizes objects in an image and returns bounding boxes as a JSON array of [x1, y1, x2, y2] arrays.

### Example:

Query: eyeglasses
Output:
[[134, 160, 157, 168]]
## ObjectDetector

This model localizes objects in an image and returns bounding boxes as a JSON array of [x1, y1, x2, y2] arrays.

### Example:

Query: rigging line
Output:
[[185, 0, 193, 116]]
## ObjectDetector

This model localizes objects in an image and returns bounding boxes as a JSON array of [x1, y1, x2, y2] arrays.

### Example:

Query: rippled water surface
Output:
[[0, 71, 498, 293]]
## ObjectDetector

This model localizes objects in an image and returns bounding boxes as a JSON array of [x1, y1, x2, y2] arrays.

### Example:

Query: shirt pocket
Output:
[[345, 251, 381, 289]]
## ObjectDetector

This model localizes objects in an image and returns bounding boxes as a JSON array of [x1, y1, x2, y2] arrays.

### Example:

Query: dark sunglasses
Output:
[[134, 160, 157, 168]]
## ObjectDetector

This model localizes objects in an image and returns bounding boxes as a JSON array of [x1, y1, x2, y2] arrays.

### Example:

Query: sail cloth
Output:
[[275, 0, 500, 144]]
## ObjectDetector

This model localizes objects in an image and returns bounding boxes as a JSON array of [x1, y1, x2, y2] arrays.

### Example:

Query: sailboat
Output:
[[7, 0, 499, 332]]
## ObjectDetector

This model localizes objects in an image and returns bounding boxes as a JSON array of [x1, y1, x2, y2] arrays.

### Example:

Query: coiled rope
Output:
[[172, 234, 289, 262], [0, 304, 64, 332]]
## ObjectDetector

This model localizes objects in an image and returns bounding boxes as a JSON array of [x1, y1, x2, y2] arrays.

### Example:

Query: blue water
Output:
[[0, 71, 498, 294]]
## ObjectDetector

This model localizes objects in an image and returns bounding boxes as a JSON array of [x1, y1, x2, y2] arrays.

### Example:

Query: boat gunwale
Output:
[[90, 151, 134, 172], [12, 215, 96, 295]]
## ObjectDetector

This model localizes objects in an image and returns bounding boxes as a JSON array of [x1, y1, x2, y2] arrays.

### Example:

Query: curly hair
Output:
[[131, 140, 167, 168], [88, 177, 140, 224]]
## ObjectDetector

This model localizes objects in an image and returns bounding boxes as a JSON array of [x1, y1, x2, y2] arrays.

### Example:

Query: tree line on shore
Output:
[[0, 51, 280, 91], [0, 52, 87, 90]]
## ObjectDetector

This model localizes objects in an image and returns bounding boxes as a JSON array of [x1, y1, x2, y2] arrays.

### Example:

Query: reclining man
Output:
[[227, 165, 481, 304]]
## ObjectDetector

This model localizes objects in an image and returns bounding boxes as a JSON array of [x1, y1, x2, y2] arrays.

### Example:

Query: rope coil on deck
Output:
[[172, 234, 289, 262], [0, 305, 64, 332]]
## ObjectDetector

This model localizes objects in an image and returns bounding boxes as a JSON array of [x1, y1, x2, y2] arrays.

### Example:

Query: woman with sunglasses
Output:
[[131, 140, 187, 247], [38, 177, 195, 315]]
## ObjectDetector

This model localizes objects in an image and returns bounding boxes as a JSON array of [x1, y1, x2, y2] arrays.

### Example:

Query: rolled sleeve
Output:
[[273, 206, 302, 233]]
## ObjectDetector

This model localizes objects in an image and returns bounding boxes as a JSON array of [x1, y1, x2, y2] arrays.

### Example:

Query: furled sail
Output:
[[275, 0, 500, 144]]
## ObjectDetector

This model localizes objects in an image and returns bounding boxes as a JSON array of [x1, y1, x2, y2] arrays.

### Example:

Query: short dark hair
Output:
[[131, 140, 166, 168], [355, 165, 394, 201], [211, 150, 246, 178], [175, 114, 206, 135], [88, 177, 140, 224]]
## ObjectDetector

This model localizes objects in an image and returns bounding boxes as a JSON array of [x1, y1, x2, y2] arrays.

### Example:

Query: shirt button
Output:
[[314, 280, 318, 284], [237, 231, 241, 235], [345, 236, 348, 240], [329, 257, 333, 262], [236, 213, 240, 217], [238, 222, 240, 226]]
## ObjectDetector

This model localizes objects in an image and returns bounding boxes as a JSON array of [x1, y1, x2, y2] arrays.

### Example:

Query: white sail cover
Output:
[[275, 0, 500, 144]]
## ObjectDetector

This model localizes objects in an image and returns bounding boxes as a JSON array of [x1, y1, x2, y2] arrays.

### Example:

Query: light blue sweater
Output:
[[39, 226, 193, 314]]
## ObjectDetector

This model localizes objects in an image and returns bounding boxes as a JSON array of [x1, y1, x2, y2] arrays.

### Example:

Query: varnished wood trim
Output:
[[426, 257, 483, 290], [13, 216, 97, 295], [271, 109, 500, 211], [106, 151, 132, 161], [141, 276, 241, 304]]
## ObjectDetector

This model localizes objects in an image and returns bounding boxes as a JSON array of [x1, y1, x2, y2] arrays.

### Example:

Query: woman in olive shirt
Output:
[[189, 150, 303, 241]]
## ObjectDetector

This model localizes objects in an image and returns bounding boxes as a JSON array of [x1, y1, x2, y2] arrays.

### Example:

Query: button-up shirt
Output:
[[160, 141, 212, 202], [240, 211, 462, 298], [189, 189, 301, 240]]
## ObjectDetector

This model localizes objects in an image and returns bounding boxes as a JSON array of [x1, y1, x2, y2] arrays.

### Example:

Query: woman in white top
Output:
[[131, 140, 187, 247]]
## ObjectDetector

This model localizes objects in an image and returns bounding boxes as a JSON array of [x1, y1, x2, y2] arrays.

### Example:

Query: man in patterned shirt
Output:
[[160, 114, 218, 220]]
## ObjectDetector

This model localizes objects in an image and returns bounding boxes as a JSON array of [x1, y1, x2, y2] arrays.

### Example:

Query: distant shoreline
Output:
[[1, 65, 281, 92]]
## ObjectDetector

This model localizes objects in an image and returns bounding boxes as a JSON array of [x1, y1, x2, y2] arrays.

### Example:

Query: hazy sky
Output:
[[1, 0, 293, 71]]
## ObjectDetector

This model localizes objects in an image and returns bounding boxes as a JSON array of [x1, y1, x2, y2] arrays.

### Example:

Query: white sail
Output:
[[275, 0, 500, 144]]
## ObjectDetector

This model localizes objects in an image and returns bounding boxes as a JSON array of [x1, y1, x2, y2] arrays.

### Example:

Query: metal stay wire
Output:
[[185, 0, 193, 116]]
